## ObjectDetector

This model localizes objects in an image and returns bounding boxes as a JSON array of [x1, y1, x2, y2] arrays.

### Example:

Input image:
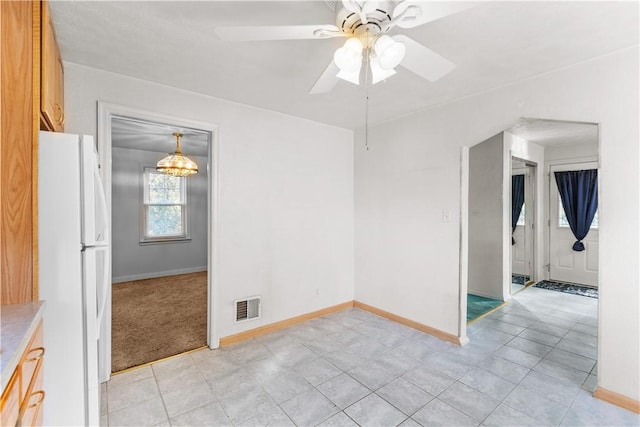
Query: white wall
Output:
[[545, 141, 598, 164], [111, 147, 208, 282], [64, 63, 355, 338], [468, 133, 504, 300], [354, 47, 639, 400]]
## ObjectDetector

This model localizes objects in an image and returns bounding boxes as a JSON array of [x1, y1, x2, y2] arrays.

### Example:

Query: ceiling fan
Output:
[[215, 0, 471, 94]]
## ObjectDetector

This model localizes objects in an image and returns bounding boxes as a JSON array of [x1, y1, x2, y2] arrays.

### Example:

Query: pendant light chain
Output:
[[174, 132, 183, 154]]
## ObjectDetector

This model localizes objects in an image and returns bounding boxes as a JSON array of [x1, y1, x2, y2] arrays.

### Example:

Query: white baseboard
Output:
[[112, 266, 207, 283]]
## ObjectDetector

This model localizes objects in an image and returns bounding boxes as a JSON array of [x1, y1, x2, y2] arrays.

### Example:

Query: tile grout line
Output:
[[194, 354, 242, 425], [150, 361, 172, 425]]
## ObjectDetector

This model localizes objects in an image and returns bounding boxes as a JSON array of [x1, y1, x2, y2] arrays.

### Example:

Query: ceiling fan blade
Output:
[[341, 0, 361, 14], [309, 60, 340, 94], [392, 1, 473, 29], [393, 35, 455, 81], [215, 25, 345, 41]]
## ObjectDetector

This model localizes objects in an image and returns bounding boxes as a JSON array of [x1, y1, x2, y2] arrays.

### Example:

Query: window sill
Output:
[[139, 237, 192, 246]]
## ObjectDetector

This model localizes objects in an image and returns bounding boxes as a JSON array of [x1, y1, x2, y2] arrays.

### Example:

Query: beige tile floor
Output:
[[100, 287, 639, 426]]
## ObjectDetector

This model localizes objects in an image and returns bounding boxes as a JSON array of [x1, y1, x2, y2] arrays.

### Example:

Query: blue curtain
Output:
[[554, 169, 598, 251], [511, 174, 525, 245]]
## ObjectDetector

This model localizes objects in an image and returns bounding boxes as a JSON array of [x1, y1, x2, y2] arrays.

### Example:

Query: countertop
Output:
[[1, 301, 46, 391]]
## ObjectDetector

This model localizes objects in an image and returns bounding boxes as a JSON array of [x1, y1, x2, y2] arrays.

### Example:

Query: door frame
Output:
[[511, 161, 537, 285], [511, 166, 531, 281], [97, 102, 220, 381]]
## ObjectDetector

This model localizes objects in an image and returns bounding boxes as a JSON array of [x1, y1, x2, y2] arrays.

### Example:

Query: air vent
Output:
[[236, 296, 261, 322]]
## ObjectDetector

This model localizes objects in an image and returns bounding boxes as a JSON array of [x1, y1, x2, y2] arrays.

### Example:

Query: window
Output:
[[558, 195, 598, 229], [516, 203, 525, 226], [142, 167, 188, 242]]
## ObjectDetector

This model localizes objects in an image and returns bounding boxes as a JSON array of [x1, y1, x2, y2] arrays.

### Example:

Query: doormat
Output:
[[512, 274, 530, 285], [534, 280, 598, 299], [467, 294, 503, 322]]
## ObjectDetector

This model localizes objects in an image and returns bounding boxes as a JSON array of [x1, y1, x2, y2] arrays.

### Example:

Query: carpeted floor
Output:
[[111, 271, 207, 372], [467, 294, 503, 322], [534, 280, 598, 299]]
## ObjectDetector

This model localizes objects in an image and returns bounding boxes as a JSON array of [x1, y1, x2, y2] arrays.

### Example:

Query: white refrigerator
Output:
[[38, 131, 110, 426]]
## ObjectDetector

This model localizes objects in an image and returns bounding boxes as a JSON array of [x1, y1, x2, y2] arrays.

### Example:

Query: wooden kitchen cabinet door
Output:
[[40, 0, 64, 132], [0, 0, 37, 304]]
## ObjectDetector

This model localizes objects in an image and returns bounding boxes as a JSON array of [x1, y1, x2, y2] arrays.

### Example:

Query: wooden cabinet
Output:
[[0, 321, 45, 427], [0, 0, 64, 305], [0, 372, 20, 427], [0, 0, 39, 305], [40, 0, 64, 132]]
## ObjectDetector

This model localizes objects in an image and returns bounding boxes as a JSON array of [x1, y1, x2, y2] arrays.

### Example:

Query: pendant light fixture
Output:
[[156, 132, 198, 177]]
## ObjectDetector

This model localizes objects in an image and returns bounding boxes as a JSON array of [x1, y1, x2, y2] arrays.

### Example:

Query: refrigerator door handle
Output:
[[96, 248, 110, 335], [81, 136, 109, 247], [94, 163, 110, 245]]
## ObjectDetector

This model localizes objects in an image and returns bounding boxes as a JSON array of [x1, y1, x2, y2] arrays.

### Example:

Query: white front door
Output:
[[549, 163, 599, 287]]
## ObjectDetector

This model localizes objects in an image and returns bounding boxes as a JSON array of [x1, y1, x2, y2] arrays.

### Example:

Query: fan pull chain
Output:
[[365, 72, 370, 152], [364, 29, 371, 151]]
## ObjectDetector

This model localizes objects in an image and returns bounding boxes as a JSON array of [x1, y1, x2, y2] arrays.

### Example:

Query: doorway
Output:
[[463, 118, 599, 329], [97, 103, 219, 382], [548, 162, 599, 287], [465, 132, 508, 325], [111, 117, 209, 372], [511, 159, 536, 295]]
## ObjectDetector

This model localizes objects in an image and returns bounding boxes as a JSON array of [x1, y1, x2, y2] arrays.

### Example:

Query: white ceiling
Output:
[[50, 1, 638, 130], [112, 114, 597, 155], [111, 117, 210, 156], [508, 118, 598, 147]]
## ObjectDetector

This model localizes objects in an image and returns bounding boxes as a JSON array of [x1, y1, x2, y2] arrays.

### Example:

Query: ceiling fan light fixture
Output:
[[336, 67, 361, 85], [334, 37, 363, 72], [374, 35, 406, 70], [370, 55, 396, 84], [156, 133, 199, 177]]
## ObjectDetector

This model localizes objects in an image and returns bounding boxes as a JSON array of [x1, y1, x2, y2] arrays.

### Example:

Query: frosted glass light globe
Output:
[[374, 35, 406, 70], [334, 37, 364, 72]]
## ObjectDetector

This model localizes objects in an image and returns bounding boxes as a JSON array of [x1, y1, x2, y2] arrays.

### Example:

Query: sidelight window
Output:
[[559, 195, 598, 229]]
